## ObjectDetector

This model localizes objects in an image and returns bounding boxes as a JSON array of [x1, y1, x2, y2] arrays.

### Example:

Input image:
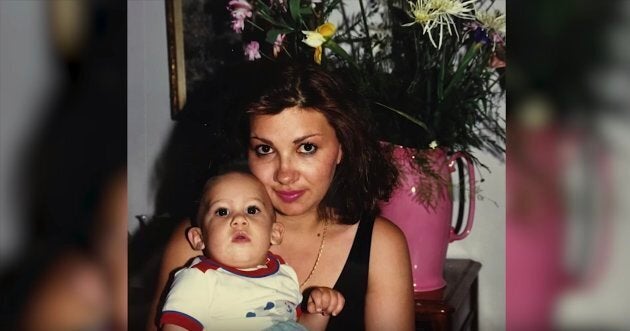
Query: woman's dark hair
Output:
[[241, 62, 398, 224]]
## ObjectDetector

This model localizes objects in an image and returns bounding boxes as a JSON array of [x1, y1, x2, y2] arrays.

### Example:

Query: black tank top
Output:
[[327, 217, 375, 331]]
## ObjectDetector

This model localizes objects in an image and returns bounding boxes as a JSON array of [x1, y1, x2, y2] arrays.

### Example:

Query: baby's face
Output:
[[197, 173, 278, 269]]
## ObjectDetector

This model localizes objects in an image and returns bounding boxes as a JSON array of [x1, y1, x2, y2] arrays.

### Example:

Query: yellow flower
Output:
[[314, 46, 323, 64], [316, 22, 336, 38], [302, 22, 336, 64], [302, 30, 326, 48]]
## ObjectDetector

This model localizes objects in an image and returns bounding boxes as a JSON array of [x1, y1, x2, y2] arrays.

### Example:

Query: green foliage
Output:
[[238, 0, 506, 158]]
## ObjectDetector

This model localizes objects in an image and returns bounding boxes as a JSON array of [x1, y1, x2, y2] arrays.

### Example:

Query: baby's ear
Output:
[[270, 222, 284, 245], [187, 227, 205, 251]]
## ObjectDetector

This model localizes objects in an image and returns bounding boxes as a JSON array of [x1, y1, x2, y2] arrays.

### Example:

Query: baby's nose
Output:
[[230, 214, 249, 227]]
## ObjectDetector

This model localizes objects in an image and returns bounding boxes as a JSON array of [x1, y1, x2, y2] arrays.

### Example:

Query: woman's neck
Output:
[[276, 211, 321, 235]]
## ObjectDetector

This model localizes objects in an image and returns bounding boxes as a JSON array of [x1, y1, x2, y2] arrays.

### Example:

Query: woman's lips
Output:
[[275, 190, 305, 203]]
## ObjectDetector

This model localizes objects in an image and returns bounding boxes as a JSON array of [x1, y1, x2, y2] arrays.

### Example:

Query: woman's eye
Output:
[[254, 144, 274, 155], [215, 208, 229, 217], [298, 143, 317, 154], [247, 206, 260, 215]]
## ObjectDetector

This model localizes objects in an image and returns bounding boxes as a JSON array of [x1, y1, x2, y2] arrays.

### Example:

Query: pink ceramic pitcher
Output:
[[379, 144, 476, 291]]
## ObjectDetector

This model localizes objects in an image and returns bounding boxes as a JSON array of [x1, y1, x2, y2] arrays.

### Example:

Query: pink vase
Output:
[[379, 144, 476, 291]]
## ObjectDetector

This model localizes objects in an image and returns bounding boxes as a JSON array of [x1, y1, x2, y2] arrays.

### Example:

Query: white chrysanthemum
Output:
[[476, 9, 506, 34], [430, 0, 475, 19], [404, 0, 476, 49]]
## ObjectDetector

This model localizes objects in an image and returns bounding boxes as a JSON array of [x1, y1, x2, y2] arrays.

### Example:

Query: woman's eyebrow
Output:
[[250, 134, 322, 144], [250, 136, 272, 144], [292, 133, 322, 144]]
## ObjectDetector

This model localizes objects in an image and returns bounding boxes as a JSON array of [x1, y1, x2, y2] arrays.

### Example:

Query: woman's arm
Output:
[[365, 217, 415, 331], [146, 219, 198, 331]]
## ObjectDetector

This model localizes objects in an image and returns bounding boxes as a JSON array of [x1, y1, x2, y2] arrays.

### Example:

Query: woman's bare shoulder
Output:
[[369, 216, 411, 276], [371, 216, 408, 249], [365, 216, 414, 330]]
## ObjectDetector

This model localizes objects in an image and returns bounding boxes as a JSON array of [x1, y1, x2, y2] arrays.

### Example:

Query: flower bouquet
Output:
[[228, 0, 506, 206]]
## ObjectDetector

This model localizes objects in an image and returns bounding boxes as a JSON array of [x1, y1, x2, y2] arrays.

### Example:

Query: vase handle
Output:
[[448, 151, 475, 242]]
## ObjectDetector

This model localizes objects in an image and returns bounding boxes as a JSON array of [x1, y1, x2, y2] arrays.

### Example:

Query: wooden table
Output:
[[414, 259, 482, 331]]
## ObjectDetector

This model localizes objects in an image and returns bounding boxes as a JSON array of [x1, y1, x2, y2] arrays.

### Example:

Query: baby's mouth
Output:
[[232, 232, 251, 243]]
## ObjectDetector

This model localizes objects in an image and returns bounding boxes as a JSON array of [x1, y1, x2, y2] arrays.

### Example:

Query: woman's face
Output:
[[248, 107, 343, 217]]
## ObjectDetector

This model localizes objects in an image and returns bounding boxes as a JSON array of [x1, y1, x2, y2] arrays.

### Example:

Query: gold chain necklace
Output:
[[299, 220, 329, 288]]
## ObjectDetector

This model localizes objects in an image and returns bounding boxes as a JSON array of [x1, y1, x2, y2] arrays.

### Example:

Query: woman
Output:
[[148, 63, 415, 330]]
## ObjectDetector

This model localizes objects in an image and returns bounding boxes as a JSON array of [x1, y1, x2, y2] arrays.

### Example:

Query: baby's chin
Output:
[[210, 252, 268, 270]]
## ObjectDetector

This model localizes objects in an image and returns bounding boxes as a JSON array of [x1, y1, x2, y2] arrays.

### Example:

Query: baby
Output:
[[160, 171, 344, 331]]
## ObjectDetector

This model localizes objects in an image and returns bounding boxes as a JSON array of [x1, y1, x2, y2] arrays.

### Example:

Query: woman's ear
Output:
[[187, 227, 205, 251], [336, 145, 343, 165], [270, 222, 284, 245]]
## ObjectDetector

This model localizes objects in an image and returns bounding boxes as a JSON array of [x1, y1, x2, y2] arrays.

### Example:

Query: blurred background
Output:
[[1, 0, 126, 330], [507, 0, 630, 330]]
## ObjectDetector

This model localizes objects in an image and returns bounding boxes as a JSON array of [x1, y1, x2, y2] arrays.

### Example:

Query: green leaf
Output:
[[444, 43, 481, 97], [254, 0, 272, 12], [289, 0, 302, 24], [257, 10, 294, 30], [300, 6, 313, 16], [325, 40, 359, 69], [437, 48, 446, 100], [374, 102, 432, 135]]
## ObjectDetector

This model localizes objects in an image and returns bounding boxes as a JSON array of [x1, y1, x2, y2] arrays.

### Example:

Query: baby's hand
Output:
[[306, 287, 345, 316]]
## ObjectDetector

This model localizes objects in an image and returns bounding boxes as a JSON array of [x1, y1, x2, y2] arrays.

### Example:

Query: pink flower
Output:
[[489, 54, 506, 68], [489, 43, 506, 68], [227, 0, 252, 33], [273, 33, 286, 57], [231, 19, 246, 33], [244, 41, 261, 61]]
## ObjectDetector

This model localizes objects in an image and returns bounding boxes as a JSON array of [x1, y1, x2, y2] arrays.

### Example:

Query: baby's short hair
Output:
[[192, 167, 275, 227]]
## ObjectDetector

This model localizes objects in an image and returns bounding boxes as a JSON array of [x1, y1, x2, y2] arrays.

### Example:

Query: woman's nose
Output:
[[230, 214, 249, 227], [275, 158, 298, 185]]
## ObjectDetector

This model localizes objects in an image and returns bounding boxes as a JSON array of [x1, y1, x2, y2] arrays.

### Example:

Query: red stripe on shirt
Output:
[[160, 311, 203, 331]]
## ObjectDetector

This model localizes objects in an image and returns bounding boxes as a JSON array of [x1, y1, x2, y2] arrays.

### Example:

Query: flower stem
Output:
[[246, 19, 265, 32], [444, 42, 482, 97], [358, 0, 374, 72]]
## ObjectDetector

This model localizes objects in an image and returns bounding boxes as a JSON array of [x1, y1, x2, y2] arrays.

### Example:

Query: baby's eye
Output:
[[247, 206, 260, 215], [215, 208, 229, 217], [254, 144, 274, 155], [298, 143, 317, 154]]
